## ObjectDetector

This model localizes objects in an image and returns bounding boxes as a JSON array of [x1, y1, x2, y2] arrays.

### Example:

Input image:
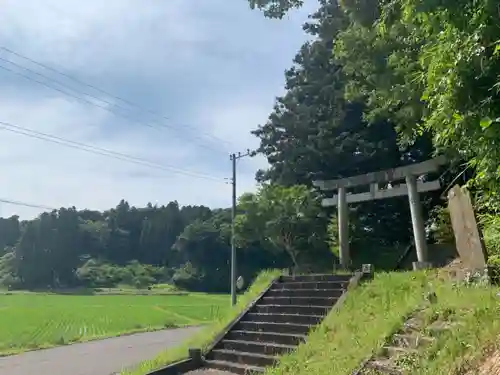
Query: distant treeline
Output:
[[0, 201, 289, 292]]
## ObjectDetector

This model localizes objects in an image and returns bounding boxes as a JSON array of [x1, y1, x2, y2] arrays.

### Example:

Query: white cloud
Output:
[[0, 0, 311, 218], [0, 0, 205, 71]]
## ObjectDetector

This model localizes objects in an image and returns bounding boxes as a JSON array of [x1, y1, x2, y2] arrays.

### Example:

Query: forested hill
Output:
[[0, 200, 289, 292]]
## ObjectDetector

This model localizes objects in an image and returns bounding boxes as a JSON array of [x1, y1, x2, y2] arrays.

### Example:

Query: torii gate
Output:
[[313, 156, 447, 269]]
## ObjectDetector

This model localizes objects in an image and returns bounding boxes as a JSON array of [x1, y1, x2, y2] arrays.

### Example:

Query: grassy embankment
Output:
[[122, 269, 281, 375], [0, 291, 228, 356], [266, 270, 500, 375]]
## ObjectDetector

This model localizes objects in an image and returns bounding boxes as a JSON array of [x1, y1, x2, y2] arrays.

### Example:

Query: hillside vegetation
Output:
[[266, 270, 500, 375]]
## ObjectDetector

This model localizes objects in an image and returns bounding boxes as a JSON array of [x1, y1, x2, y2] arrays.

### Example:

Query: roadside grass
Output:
[[265, 270, 500, 375], [121, 269, 281, 375], [0, 293, 227, 356]]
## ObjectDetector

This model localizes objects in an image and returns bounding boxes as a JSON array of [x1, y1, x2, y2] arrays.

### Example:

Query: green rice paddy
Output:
[[0, 293, 228, 355]]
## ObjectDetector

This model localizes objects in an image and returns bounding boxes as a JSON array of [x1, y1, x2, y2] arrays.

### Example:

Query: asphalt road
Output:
[[0, 326, 200, 375]]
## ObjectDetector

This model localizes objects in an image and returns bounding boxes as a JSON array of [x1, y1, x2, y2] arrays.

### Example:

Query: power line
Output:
[[1, 45, 231, 146], [0, 60, 226, 155], [0, 46, 233, 149], [0, 120, 225, 183], [0, 198, 55, 211], [0, 55, 119, 113]]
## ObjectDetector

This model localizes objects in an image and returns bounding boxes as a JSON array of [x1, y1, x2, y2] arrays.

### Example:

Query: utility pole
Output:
[[230, 150, 251, 306]]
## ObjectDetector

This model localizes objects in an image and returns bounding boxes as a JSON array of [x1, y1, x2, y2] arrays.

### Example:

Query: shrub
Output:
[[427, 206, 455, 245], [75, 259, 168, 288], [479, 214, 500, 282]]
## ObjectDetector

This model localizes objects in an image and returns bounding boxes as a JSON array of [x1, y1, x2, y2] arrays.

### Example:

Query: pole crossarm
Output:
[[312, 155, 447, 191]]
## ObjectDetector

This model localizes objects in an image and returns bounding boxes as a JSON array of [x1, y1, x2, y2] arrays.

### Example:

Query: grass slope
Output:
[[121, 269, 281, 375], [265, 270, 500, 375], [0, 293, 227, 355]]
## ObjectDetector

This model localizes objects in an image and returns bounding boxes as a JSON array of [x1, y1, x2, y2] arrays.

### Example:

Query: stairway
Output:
[[203, 273, 353, 374], [354, 308, 456, 375]]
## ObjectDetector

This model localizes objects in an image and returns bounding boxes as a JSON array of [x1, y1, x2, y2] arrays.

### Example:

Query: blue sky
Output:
[[0, 0, 314, 218]]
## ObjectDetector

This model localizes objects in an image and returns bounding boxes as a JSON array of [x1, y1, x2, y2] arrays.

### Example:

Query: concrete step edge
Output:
[[366, 359, 403, 375], [383, 345, 419, 354], [256, 304, 331, 309], [282, 273, 352, 277], [263, 296, 338, 298], [268, 288, 345, 292], [231, 330, 307, 338], [276, 280, 349, 283], [269, 288, 345, 297], [247, 312, 324, 318], [280, 275, 353, 281], [221, 339, 296, 350], [262, 296, 339, 306], [205, 359, 265, 373], [240, 321, 313, 328], [212, 349, 278, 360], [392, 333, 436, 345]]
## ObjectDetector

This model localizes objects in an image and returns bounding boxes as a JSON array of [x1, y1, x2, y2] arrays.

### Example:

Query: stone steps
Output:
[[280, 274, 351, 282], [266, 288, 344, 298], [261, 296, 338, 307], [204, 359, 265, 374], [355, 309, 456, 375], [253, 304, 330, 316], [242, 312, 324, 325], [270, 280, 349, 290], [217, 339, 296, 356], [208, 349, 277, 367], [364, 359, 403, 375], [390, 333, 435, 349], [236, 321, 313, 335], [227, 330, 307, 346], [202, 273, 353, 374]]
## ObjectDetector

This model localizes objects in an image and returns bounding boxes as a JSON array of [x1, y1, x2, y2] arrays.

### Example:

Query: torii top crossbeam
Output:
[[312, 155, 447, 191]]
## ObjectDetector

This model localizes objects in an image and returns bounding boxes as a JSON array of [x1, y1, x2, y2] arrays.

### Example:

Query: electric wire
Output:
[[0, 46, 232, 147], [0, 55, 228, 154], [0, 49, 239, 213], [0, 198, 55, 211], [0, 120, 225, 183]]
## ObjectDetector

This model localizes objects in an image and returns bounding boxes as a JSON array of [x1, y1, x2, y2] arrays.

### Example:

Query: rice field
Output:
[[0, 293, 228, 355]]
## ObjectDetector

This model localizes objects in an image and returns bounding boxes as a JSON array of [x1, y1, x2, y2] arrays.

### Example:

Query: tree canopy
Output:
[[247, 0, 303, 18], [334, 0, 500, 204], [235, 184, 333, 271], [249, 0, 450, 265], [247, 0, 500, 205]]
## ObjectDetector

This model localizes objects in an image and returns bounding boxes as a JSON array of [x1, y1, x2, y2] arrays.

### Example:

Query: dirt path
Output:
[[0, 326, 200, 375]]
